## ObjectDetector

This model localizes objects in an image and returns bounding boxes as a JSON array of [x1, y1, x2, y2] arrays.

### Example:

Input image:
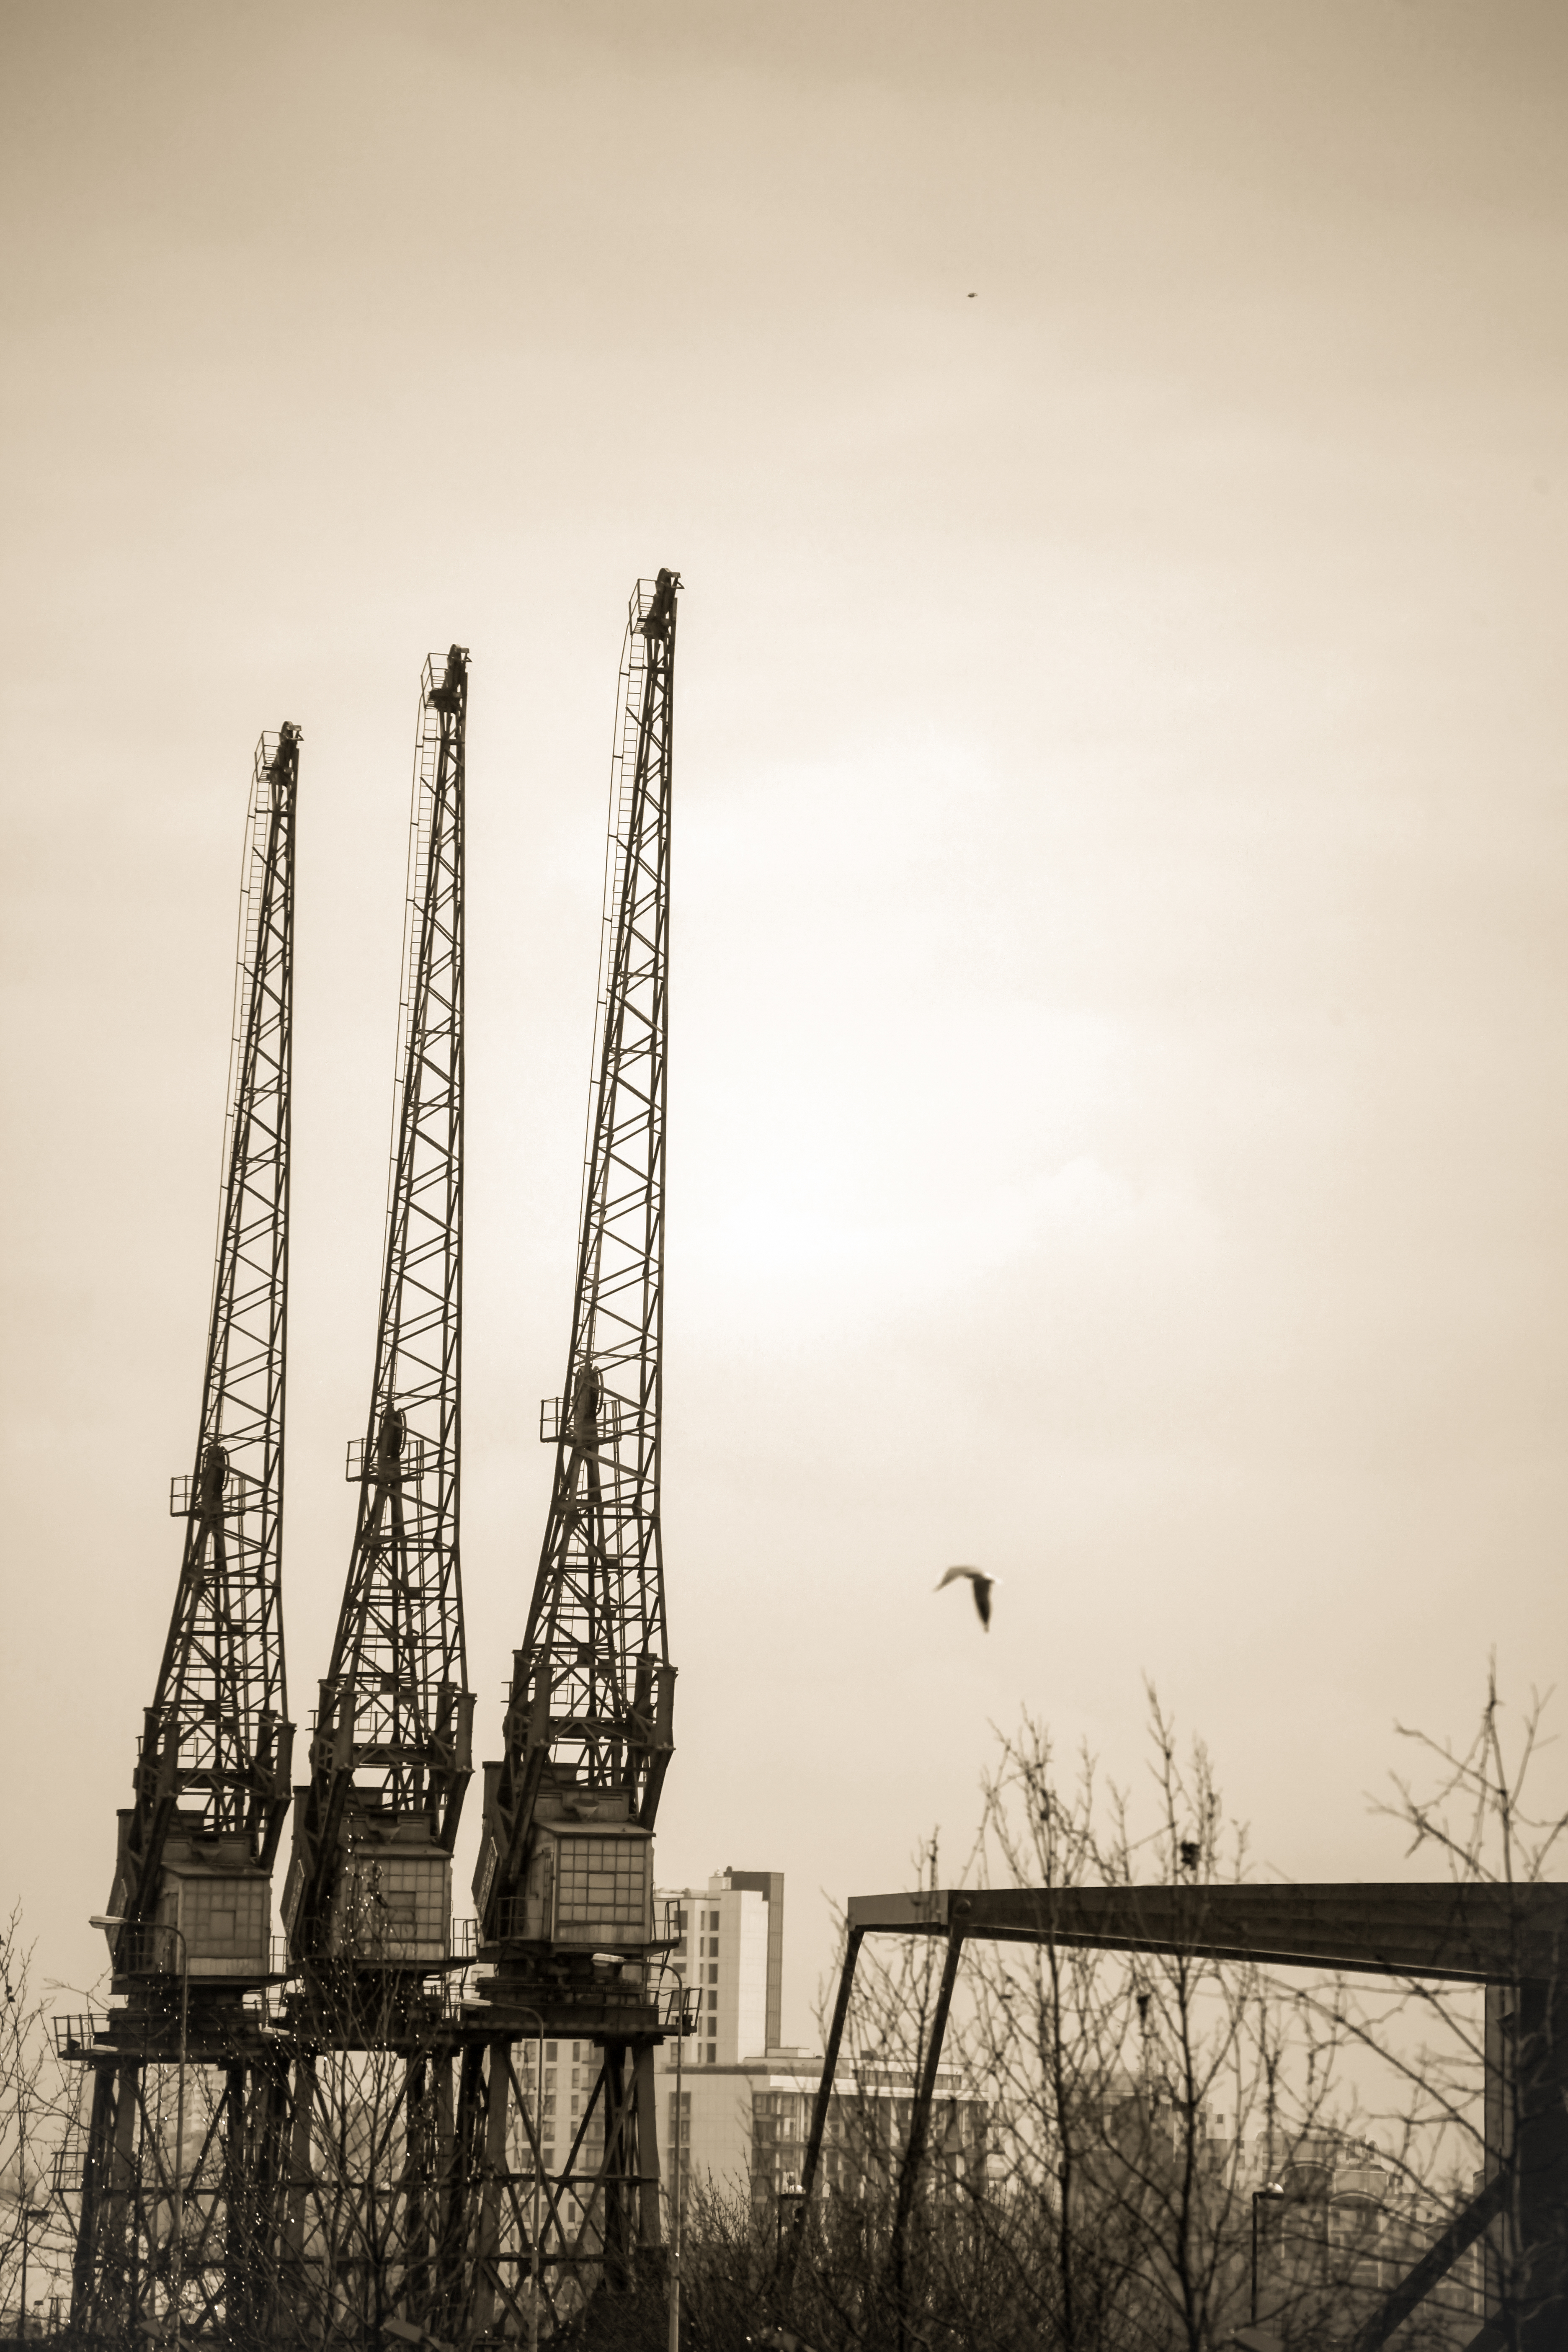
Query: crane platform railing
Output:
[[538, 1391, 628, 1445], [168, 1469, 252, 1519], [343, 1433, 438, 1485]]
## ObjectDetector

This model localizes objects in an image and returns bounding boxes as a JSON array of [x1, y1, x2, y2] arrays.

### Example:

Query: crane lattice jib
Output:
[[480, 573, 679, 1932], [114, 725, 301, 1932], [292, 649, 472, 1963]]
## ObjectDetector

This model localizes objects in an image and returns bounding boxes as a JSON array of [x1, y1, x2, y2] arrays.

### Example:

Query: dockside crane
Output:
[[283, 648, 474, 2024], [451, 570, 682, 2339], [67, 722, 302, 2342]]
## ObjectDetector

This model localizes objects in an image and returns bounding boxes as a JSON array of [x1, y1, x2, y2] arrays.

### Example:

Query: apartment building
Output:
[[657, 2048, 988, 2216], [652, 1867, 781, 2067]]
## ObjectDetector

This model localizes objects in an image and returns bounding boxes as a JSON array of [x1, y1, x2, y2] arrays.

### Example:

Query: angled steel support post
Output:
[[1347, 2168, 1509, 2352], [786, 1926, 867, 2287], [889, 1926, 965, 2348]]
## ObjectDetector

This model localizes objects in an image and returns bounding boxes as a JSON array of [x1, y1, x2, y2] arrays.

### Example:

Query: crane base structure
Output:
[[54, 2000, 294, 2346], [434, 1966, 696, 2342]]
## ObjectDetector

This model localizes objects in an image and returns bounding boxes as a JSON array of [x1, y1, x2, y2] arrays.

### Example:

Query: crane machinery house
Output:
[[496, 1790, 653, 1949], [328, 1819, 452, 1965]]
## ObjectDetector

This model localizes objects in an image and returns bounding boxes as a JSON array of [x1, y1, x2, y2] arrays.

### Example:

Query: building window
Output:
[[709, 1910, 720, 1930], [707, 1964, 718, 1984], [707, 1989, 717, 2011]]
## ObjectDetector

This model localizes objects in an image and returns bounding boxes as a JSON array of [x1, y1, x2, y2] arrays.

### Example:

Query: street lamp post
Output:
[[1251, 2183, 1287, 2325], [92, 1912, 189, 2352], [668, 1993, 685, 2352], [660, 1978, 703, 2352]]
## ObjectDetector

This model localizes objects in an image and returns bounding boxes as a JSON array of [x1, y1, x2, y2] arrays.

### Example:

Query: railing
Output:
[[169, 1469, 250, 1518], [538, 1393, 625, 1445], [449, 1916, 480, 1960], [660, 1984, 703, 2035], [52, 2015, 108, 2059], [344, 1434, 430, 1485]]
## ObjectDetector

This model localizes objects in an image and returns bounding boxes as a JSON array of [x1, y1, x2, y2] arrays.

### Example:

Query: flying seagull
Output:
[[935, 1563, 996, 1630]]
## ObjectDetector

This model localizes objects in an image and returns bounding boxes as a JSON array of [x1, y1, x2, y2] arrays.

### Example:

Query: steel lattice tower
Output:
[[284, 648, 474, 2006], [440, 570, 681, 2341], [67, 723, 302, 2343], [260, 651, 475, 2350], [477, 570, 679, 1934]]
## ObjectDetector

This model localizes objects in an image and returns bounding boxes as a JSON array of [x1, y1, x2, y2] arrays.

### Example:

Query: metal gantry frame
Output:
[[68, 724, 302, 2343], [791, 1883, 1568, 2352]]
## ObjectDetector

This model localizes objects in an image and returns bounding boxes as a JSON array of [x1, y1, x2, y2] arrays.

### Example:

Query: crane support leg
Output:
[[71, 2060, 139, 2336], [601, 2043, 632, 2291], [469, 2035, 511, 2338], [222, 2060, 247, 2332], [633, 2040, 665, 2259], [279, 2052, 316, 2335]]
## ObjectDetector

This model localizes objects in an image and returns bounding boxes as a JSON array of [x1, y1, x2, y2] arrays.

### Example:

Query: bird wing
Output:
[[935, 1563, 980, 1591]]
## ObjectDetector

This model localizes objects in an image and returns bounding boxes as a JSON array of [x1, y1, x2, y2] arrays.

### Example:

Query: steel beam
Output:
[[846, 1883, 1568, 1982]]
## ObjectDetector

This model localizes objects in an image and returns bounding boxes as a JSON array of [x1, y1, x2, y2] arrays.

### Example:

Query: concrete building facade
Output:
[[653, 1867, 779, 2069]]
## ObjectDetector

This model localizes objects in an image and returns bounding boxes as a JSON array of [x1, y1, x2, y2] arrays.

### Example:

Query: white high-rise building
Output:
[[651, 1867, 782, 2202], [652, 1866, 781, 2068]]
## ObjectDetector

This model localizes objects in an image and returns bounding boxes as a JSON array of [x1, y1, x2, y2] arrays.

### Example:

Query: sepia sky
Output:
[[3, 1, 1568, 2041]]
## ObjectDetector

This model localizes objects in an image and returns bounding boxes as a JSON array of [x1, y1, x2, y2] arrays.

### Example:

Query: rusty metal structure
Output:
[[283, 645, 474, 2017], [443, 568, 683, 2338], [258, 649, 476, 2346], [58, 583, 691, 2347], [65, 723, 302, 2340], [797, 1883, 1568, 2352]]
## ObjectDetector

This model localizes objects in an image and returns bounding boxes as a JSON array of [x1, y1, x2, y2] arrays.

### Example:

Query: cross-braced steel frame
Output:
[[63, 2021, 292, 2346], [70, 725, 302, 2343], [441, 2002, 683, 2344], [478, 571, 680, 1934], [108, 725, 301, 1941], [287, 649, 473, 1977]]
